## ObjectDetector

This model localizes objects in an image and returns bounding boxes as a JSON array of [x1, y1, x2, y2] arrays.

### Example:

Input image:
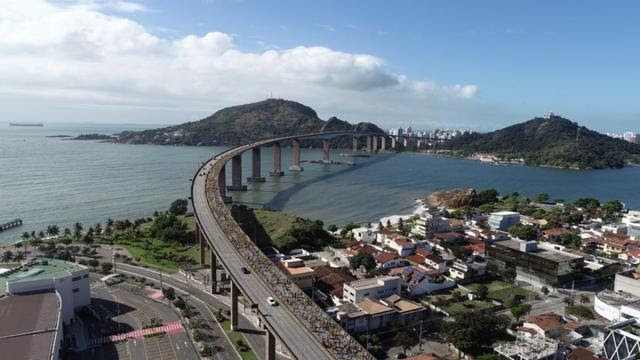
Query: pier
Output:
[[0, 219, 23, 232]]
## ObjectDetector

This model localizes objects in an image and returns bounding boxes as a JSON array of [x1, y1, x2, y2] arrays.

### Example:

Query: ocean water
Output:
[[2, 122, 640, 244]]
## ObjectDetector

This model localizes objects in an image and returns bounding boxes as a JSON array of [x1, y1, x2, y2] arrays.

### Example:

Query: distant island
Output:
[[113, 98, 384, 146], [443, 114, 640, 169], [66, 99, 638, 170]]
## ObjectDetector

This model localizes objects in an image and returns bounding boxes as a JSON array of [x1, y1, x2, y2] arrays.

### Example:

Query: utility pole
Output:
[[112, 247, 116, 273], [159, 271, 163, 289]]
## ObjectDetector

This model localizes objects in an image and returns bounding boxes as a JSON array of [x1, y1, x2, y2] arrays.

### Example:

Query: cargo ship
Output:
[[9, 122, 44, 127]]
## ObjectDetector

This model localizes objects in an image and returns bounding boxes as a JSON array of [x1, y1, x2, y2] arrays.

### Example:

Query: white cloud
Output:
[[0, 0, 482, 126]]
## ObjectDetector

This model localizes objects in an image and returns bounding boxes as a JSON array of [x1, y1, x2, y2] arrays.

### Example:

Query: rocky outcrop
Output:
[[321, 116, 353, 132], [426, 188, 476, 208]]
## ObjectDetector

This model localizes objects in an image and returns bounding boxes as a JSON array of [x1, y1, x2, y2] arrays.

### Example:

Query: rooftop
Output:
[[494, 239, 583, 263], [0, 258, 86, 294], [346, 276, 400, 291], [491, 211, 520, 216], [0, 291, 60, 360]]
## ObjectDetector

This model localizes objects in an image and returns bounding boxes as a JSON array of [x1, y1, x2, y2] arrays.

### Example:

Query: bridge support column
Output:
[[366, 135, 372, 152], [198, 223, 205, 267], [372, 136, 378, 152], [403, 136, 408, 147], [265, 326, 276, 360], [218, 164, 232, 203], [210, 249, 217, 293], [231, 281, 239, 331], [417, 139, 422, 148], [270, 142, 284, 176], [322, 139, 330, 163], [391, 136, 396, 149], [247, 147, 265, 182], [352, 137, 358, 153], [227, 155, 247, 191], [289, 139, 303, 171], [381, 136, 386, 151]]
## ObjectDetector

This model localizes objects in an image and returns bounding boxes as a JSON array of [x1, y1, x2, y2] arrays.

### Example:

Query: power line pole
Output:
[[419, 319, 423, 352]]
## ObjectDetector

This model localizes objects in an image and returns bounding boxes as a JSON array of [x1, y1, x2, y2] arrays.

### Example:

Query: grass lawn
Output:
[[115, 237, 204, 273], [468, 280, 535, 303], [207, 306, 258, 360], [253, 209, 298, 249], [443, 300, 495, 316], [0, 262, 20, 269]]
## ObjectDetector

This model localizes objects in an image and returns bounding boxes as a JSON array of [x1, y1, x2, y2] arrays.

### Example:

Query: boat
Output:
[[9, 122, 43, 127]]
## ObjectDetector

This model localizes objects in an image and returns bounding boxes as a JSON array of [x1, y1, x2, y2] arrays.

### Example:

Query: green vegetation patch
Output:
[[443, 300, 495, 316], [207, 306, 258, 360], [468, 280, 534, 303]]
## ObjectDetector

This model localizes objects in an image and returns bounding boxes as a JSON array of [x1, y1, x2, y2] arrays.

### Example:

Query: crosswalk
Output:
[[88, 321, 184, 346]]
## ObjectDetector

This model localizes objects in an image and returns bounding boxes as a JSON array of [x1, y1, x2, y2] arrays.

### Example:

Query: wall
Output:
[[615, 273, 640, 298]]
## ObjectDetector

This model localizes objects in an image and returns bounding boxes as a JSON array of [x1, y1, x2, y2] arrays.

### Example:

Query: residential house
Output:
[[375, 252, 408, 270], [424, 253, 448, 272], [276, 258, 314, 290], [603, 232, 631, 255], [389, 266, 454, 295], [449, 260, 486, 281], [521, 313, 564, 338], [351, 227, 377, 243], [342, 276, 401, 304], [313, 265, 357, 305]]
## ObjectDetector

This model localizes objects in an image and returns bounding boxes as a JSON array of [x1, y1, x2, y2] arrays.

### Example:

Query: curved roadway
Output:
[[192, 131, 377, 360]]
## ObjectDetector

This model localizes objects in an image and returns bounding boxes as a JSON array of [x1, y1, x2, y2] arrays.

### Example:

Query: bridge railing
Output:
[[202, 138, 374, 360]]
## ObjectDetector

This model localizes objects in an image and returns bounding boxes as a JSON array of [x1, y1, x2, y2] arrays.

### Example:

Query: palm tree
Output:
[[94, 223, 102, 236], [74, 222, 83, 239], [47, 225, 60, 236], [1, 250, 14, 262], [63, 227, 71, 237], [21, 232, 30, 241], [38, 230, 45, 238]]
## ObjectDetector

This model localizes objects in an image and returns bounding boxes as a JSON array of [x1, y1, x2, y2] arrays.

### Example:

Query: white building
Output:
[[342, 276, 401, 304], [412, 214, 451, 237], [488, 211, 521, 230], [0, 258, 90, 325], [350, 227, 377, 243]]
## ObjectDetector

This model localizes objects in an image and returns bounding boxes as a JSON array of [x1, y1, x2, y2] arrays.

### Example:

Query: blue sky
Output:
[[2, 0, 639, 132]]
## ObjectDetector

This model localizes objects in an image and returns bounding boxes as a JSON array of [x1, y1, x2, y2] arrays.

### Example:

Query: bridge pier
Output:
[[366, 135, 373, 152], [218, 164, 232, 203], [198, 223, 205, 267], [227, 155, 247, 191], [270, 142, 284, 176], [247, 147, 266, 182], [322, 139, 330, 163], [289, 139, 303, 171], [417, 139, 422, 148], [403, 136, 408, 147], [391, 136, 396, 149], [380, 136, 386, 151], [265, 326, 276, 360], [352, 137, 358, 153], [231, 281, 239, 331], [210, 249, 217, 293], [372, 136, 378, 152]]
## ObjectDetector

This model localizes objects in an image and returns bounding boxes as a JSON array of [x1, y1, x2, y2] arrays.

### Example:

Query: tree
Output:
[[46, 225, 60, 236], [510, 304, 532, 321], [473, 189, 499, 206], [327, 224, 338, 232], [150, 213, 190, 244], [87, 259, 99, 269], [475, 284, 489, 299], [535, 193, 550, 203], [560, 232, 582, 249], [574, 198, 600, 211], [63, 228, 71, 237], [1, 250, 14, 262], [101, 262, 113, 274], [162, 287, 176, 301], [74, 222, 83, 239], [541, 286, 550, 296], [393, 330, 419, 355], [21, 232, 30, 241], [169, 198, 189, 216], [38, 230, 45, 238], [94, 223, 103, 235], [378, 221, 384, 230], [445, 312, 510, 355], [508, 224, 538, 241], [349, 252, 376, 272], [603, 200, 624, 215], [386, 219, 391, 228]]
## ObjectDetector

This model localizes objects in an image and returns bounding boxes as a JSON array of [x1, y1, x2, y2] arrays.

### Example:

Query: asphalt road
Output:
[[114, 262, 287, 360]]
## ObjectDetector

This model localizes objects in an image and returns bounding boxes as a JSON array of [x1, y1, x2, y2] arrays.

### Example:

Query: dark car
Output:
[[241, 267, 250, 274]]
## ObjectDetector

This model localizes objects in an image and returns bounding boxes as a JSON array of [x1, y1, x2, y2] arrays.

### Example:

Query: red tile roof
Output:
[[525, 313, 563, 332], [375, 252, 399, 264]]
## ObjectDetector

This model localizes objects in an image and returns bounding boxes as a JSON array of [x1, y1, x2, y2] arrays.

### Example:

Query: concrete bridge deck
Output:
[[192, 131, 378, 360]]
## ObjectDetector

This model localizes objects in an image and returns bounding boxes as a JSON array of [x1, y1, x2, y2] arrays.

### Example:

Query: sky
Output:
[[1, 0, 639, 132]]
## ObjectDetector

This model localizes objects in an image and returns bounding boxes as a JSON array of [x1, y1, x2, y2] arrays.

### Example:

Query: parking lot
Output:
[[71, 279, 199, 360]]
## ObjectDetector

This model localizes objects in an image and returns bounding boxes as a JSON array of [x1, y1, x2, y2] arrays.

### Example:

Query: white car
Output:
[[266, 297, 278, 306]]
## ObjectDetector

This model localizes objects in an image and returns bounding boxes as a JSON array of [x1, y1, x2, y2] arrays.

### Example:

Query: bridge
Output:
[[191, 131, 401, 360]]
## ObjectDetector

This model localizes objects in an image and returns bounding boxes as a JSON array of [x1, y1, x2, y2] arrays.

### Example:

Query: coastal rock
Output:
[[426, 188, 476, 208]]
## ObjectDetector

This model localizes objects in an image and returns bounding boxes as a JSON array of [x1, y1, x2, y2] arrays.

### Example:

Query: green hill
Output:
[[446, 115, 640, 169], [116, 99, 384, 146]]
